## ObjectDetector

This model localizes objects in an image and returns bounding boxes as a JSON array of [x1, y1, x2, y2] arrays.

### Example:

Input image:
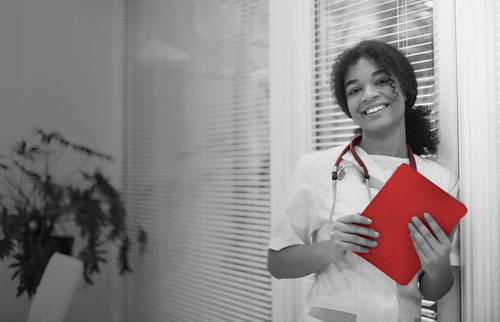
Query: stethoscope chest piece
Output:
[[336, 168, 346, 180], [336, 163, 365, 181]]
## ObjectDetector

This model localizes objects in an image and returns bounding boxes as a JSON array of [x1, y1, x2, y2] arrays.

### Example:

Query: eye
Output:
[[347, 87, 361, 96], [375, 77, 391, 86]]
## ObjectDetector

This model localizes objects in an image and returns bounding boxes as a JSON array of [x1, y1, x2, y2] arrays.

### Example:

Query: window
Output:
[[123, 1, 271, 321]]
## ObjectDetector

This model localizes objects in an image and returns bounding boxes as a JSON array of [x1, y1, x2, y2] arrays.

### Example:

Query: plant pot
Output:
[[9, 234, 75, 297], [42, 236, 74, 257]]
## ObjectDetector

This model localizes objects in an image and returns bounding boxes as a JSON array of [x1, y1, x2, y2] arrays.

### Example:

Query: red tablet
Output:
[[356, 163, 468, 285]]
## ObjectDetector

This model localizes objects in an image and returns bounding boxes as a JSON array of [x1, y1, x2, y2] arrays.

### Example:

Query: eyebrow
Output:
[[344, 69, 388, 88]]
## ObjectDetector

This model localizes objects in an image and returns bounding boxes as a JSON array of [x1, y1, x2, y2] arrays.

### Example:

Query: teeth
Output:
[[365, 104, 387, 115]]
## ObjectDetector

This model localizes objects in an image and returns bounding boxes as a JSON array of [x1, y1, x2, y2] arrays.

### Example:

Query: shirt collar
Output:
[[340, 145, 392, 184]]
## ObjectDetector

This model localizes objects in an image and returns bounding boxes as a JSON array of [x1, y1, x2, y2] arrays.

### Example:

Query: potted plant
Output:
[[0, 129, 146, 297]]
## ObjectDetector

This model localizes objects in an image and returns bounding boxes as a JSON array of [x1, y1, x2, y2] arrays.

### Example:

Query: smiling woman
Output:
[[267, 39, 459, 322]]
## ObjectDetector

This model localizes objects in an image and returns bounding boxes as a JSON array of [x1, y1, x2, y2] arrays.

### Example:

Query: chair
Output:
[[26, 252, 84, 322]]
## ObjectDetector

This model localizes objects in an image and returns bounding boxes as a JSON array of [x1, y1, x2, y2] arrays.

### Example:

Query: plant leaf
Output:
[[137, 226, 147, 256], [117, 236, 132, 275], [34, 129, 63, 145], [0, 238, 15, 259]]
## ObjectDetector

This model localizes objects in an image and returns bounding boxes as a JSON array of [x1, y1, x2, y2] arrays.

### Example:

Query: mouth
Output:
[[363, 104, 389, 116]]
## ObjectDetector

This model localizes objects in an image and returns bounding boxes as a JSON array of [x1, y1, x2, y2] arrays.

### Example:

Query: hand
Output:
[[328, 213, 380, 263], [408, 212, 452, 278]]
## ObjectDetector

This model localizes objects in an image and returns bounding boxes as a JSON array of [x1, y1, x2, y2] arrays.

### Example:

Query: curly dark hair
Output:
[[330, 39, 438, 155]]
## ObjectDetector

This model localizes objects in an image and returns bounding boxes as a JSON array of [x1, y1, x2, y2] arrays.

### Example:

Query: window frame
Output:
[[269, 0, 313, 321], [455, 0, 500, 321]]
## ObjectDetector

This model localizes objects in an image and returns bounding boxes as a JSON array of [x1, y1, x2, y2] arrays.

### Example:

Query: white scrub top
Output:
[[268, 145, 459, 322]]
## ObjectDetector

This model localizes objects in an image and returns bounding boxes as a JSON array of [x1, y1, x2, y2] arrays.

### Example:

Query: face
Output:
[[344, 58, 406, 136]]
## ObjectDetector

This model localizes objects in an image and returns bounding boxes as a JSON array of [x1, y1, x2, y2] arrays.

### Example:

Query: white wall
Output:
[[0, 0, 125, 321]]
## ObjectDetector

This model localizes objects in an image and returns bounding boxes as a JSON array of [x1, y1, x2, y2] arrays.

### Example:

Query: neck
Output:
[[358, 130, 408, 158]]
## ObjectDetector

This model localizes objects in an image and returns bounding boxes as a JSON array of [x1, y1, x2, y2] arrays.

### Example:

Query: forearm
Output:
[[419, 266, 454, 301], [267, 241, 333, 279]]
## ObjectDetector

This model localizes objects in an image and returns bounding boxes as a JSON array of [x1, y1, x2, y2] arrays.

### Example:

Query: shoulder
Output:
[[414, 155, 459, 196], [290, 146, 346, 186], [296, 145, 345, 172]]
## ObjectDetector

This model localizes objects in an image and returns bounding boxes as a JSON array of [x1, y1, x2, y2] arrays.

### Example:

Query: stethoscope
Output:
[[328, 136, 417, 235]]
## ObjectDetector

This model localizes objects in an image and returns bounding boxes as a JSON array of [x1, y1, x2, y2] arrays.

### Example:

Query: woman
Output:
[[267, 40, 458, 322]]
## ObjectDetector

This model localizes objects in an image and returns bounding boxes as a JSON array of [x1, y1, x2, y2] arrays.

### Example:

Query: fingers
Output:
[[409, 213, 453, 276], [422, 212, 449, 243], [331, 231, 378, 247], [409, 224, 431, 259], [337, 241, 372, 253], [409, 215, 439, 251], [409, 213, 451, 256], [409, 233, 426, 260], [336, 214, 379, 238], [331, 222, 379, 238], [337, 213, 372, 225], [330, 231, 378, 255], [329, 214, 379, 255]]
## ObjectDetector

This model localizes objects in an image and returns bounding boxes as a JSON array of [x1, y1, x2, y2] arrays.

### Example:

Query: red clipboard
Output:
[[356, 163, 468, 285]]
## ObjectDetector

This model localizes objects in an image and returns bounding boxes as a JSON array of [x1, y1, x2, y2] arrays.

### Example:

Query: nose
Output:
[[361, 84, 380, 102]]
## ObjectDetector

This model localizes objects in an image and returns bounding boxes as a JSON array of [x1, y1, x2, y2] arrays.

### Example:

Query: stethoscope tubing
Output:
[[328, 136, 417, 235]]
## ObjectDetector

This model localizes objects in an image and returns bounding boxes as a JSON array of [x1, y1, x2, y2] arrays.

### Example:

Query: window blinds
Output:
[[311, 0, 436, 150], [123, 1, 271, 321]]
